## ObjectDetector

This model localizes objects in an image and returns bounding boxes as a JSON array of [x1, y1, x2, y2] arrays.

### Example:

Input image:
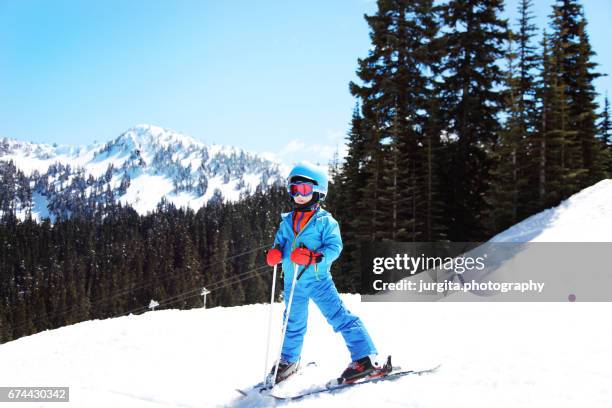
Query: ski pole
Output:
[[262, 263, 278, 384], [270, 263, 299, 387]]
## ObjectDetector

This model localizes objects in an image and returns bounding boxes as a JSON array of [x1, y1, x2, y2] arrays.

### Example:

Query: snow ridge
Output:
[[0, 124, 285, 220], [490, 179, 612, 242]]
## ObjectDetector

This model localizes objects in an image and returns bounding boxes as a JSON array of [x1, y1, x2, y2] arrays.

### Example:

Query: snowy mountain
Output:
[[1, 181, 611, 407], [0, 124, 286, 219]]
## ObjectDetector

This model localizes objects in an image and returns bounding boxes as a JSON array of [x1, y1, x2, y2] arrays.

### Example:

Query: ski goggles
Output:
[[288, 181, 315, 197]]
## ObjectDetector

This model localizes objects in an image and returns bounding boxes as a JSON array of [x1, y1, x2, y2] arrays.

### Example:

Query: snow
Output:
[[87, 146, 132, 178], [31, 192, 53, 222], [1, 124, 285, 218], [118, 175, 175, 215], [2, 181, 611, 407], [490, 179, 612, 242], [170, 191, 208, 211], [0, 140, 100, 177], [375, 179, 612, 304], [244, 172, 263, 192], [0, 296, 610, 407]]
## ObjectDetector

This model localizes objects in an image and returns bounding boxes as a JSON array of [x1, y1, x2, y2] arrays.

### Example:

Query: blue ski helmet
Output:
[[287, 161, 329, 199]]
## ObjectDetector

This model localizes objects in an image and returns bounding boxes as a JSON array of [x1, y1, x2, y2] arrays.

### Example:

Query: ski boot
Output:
[[267, 358, 300, 386], [339, 355, 391, 384]]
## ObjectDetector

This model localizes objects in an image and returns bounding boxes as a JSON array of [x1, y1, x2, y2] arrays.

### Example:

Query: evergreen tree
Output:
[[549, 0, 605, 191], [0, 183, 293, 343], [514, 0, 542, 216], [599, 94, 612, 148], [487, 32, 524, 232], [347, 0, 441, 243], [0, 309, 10, 343], [330, 107, 369, 291], [599, 94, 612, 173], [600, 94, 611, 147], [516, 0, 539, 125], [437, 0, 508, 241], [533, 31, 560, 207], [488, 0, 540, 232]]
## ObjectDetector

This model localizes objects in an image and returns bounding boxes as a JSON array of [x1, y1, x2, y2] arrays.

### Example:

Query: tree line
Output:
[[1, 0, 611, 343], [326, 0, 611, 290], [0, 187, 290, 343]]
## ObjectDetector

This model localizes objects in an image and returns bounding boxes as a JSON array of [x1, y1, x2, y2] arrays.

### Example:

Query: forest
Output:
[[1, 0, 610, 343]]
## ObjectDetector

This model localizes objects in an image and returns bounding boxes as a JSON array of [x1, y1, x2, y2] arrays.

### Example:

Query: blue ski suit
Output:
[[273, 206, 377, 363]]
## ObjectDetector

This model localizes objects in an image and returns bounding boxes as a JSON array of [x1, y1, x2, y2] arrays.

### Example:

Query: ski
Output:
[[269, 363, 441, 401], [235, 381, 268, 397]]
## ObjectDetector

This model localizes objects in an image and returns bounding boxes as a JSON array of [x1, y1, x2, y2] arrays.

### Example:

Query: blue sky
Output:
[[0, 0, 610, 166]]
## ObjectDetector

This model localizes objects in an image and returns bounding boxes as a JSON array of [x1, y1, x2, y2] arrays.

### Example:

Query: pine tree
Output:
[[574, 19, 607, 182], [514, 0, 542, 216], [516, 0, 539, 124], [349, 0, 395, 242], [599, 94, 612, 173], [534, 31, 557, 207], [549, 0, 605, 192], [601, 94, 611, 147], [487, 0, 541, 233], [487, 32, 524, 232], [332, 107, 369, 291], [548, 32, 576, 204], [0, 307, 11, 343], [347, 0, 441, 243], [421, 88, 447, 241], [438, 0, 508, 241], [0, 181, 292, 342]]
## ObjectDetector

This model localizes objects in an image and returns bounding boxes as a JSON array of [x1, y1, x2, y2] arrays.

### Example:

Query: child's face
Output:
[[294, 194, 313, 205]]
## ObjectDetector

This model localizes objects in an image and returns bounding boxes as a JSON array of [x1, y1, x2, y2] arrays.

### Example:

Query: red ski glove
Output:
[[266, 247, 282, 266], [290, 246, 323, 265]]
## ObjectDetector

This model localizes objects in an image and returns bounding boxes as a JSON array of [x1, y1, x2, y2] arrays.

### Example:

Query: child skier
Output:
[[265, 161, 384, 385]]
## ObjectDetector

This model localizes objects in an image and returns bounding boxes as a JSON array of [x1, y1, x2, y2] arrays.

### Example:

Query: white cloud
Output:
[[275, 131, 349, 168], [280, 140, 307, 154]]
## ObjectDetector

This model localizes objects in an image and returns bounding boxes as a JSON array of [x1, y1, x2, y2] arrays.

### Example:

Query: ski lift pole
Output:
[[201, 287, 211, 309], [270, 263, 299, 387], [262, 264, 278, 384]]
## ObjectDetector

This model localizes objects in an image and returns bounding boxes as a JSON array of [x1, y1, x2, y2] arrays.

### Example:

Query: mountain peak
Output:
[[113, 124, 204, 151], [0, 125, 285, 220]]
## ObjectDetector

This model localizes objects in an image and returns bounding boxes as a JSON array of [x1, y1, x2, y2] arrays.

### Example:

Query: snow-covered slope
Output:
[[0, 295, 610, 407], [373, 180, 612, 303], [490, 179, 612, 242], [0, 124, 287, 218], [2, 181, 612, 406]]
